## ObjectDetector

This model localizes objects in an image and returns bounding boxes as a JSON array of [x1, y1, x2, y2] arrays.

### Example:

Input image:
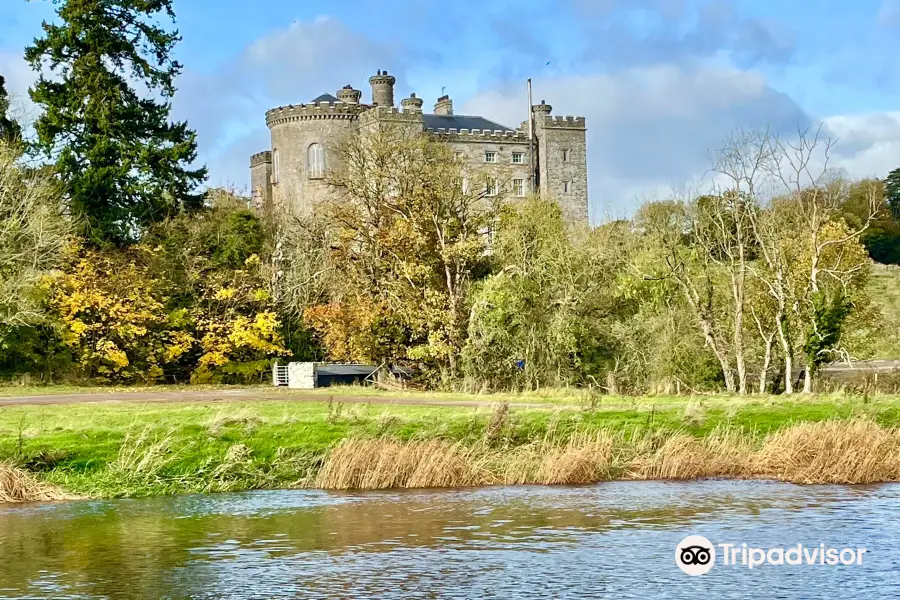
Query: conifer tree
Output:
[[26, 0, 207, 245], [887, 167, 900, 219]]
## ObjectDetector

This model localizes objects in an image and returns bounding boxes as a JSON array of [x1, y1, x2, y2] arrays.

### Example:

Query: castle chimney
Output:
[[369, 69, 396, 107], [532, 100, 552, 116], [337, 84, 361, 104], [434, 95, 453, 116], [401, 92, 424, 113]]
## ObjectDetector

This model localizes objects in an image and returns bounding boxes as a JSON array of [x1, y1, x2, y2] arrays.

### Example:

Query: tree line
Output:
[[0, 0, 898, 392]]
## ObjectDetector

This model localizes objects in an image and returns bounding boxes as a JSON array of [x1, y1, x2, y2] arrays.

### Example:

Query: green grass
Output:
[[868, 263, 900, 359], [2, 392, 899, 499]]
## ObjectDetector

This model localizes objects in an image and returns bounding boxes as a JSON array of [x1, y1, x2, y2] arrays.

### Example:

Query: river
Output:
[[0, 480, 897, 598]]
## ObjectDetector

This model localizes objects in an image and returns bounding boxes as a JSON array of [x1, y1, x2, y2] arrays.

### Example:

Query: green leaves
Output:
[[886, 167, 900, 220], [26, 0, 207, 246]]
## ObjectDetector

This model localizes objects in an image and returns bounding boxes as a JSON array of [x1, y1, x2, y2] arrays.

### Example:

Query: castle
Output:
[[250, 70, 588, 223]]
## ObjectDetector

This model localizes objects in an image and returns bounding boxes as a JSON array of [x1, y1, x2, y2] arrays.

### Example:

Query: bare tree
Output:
[[765, 127, 883, 391], [0, 142, 72, 326]]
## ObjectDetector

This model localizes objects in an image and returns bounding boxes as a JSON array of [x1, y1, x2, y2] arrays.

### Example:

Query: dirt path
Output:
[[0, 388, 568, 410]]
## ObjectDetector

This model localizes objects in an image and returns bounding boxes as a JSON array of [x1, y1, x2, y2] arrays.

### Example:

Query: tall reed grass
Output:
[[0, 462, 74, 503], [315, 418, 900, 490]]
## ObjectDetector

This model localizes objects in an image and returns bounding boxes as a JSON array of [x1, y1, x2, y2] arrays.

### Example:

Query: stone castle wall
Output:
[[251, 78, 589, 223], [267, 102, 359, 216], [536, 115, 588, 223]]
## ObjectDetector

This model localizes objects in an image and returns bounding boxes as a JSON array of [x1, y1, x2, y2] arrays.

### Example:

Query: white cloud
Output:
[[0, 50, 37, 120], [461, 65, 811, 218], [461, 66, 900, 220], [172, 17, 405, 185], [824, 111, 900, 180]]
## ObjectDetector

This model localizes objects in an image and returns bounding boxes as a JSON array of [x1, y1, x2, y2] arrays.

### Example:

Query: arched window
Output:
[[272, 148, 280, 184], [307, 143, 325, 179]]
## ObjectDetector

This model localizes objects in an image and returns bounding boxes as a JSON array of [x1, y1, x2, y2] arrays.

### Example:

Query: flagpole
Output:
[[527, 78, 534, 195]]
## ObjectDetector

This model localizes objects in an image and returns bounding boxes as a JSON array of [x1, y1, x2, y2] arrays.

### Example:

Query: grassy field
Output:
[[2, 392, 900, 501], [869, 263, 900, 359]]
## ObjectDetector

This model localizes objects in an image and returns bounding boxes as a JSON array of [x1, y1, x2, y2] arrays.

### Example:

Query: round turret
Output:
[[369, 69, 396, 107], [533, 100, 552, 116], [337, 85, 361, 104], [401, 92, 424, 113]]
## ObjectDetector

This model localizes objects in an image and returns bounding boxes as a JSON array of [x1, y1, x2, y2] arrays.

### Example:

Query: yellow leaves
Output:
[[214, 287, 236, 301], [198, 351, 229, 367], [46, 247, 169, 383], [46, 241, 290, 384], [164, 330, 196, 363], [99, 341, 129, 369]]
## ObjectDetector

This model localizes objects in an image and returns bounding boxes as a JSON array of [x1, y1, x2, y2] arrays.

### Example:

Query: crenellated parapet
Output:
[[537, 115, 586, 129], [266, 102, 368, 127], [426, 127, 530, 143], [250, 150, 271, 167], [358, 105, 423, 128]]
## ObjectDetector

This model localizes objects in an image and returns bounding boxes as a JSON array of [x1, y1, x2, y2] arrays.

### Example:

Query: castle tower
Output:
[[532, 100, 588, 223], [337, 85, 361, 104], [401, 93, 424, 113], [250, 150, 273, 212], [264, 100, 363, 217], [369, 70, 396, 107]]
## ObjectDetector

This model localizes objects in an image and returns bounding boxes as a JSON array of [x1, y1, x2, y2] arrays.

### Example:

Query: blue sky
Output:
[[2, 0, 899, 219]]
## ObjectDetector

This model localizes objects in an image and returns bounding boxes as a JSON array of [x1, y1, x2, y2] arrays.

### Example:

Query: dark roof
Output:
[[311, 93, 339, 104], [317, 364, 376, 376], [422, 114, 515, 132], [315, 363, 414, 377]]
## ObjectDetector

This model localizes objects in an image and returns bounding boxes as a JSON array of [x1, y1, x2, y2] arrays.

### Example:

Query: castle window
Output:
[[512, 152, 523, 164], [272, 149, 280, 184], [562, 149, 571, 162], [563, 181, 571, 193], [513, 179, 525, 196], [485, 180, 498, 196], [484, 151, 496, 163], [307, 143, 325, 179]]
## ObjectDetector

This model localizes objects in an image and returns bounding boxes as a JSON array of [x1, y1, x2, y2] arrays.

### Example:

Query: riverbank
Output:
[[2, 393, 899, 501]]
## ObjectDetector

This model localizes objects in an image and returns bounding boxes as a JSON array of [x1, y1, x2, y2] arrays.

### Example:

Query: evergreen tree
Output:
[[887, 167, 900, 219], [0, 75, 22, 144], [25, 0, 207, 245]]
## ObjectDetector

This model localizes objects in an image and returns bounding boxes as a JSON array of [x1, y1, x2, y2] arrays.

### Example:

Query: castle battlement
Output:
[[426, 127, 529, 142], [250, 150, 271, 167], [541, 115, 586, 129], [266, 102, 365, 127]]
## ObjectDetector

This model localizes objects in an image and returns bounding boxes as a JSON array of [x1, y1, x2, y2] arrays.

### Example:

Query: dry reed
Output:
[[751, 419, 900, 484], [314, 419, 900, 490], [0, 462, 74, 503]]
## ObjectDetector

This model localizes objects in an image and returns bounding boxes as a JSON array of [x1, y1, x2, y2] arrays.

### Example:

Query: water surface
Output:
[[0, 480, 897, 598]]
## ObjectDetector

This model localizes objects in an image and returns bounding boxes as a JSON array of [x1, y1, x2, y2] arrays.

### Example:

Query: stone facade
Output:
[[250, 71, 588, 223]]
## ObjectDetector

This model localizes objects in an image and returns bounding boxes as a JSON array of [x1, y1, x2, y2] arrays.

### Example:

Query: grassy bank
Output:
[[2, 393, 900, 502]]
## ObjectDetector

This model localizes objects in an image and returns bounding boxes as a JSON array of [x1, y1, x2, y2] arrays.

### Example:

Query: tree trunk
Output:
[[734, 306, 747, 394], [775, 313, 793, 395], [803, 366, 813, 393], [606, 371, 618, 396], [758, 334, 774, 394], [784, 354, 794, 395]]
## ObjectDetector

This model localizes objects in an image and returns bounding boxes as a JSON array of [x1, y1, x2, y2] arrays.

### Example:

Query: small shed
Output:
[[273, 362, 410, 389]]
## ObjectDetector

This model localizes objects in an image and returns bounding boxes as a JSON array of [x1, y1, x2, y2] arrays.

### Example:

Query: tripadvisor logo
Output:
[[675, 535, 868, 575], [676, 535, 715, 576]]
